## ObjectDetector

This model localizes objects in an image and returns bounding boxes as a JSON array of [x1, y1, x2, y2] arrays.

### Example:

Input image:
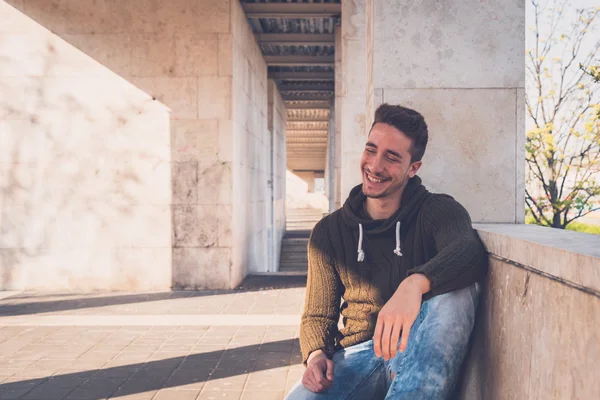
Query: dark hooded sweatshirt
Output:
[[299, 176, 487, 364]]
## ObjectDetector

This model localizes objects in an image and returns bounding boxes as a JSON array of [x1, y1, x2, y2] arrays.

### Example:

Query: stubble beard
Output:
[[363, 172, 409, 199]]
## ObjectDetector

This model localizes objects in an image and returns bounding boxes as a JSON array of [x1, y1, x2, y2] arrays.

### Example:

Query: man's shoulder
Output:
[[420, 193, 470, 217], [311, 208, 343, 237]]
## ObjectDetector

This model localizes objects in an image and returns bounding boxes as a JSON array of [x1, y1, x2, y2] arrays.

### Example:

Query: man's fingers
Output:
[[389, 319, 402, 359], [381, 319, 393, 360], [373, 316, 384, 358], [325, 359, 335, 381], [310, 366, 325, 387], [302, 371, 318, 393], [399, 324, 411, 353], [303, 366, 322, 393], [312, 362, 333, 391]]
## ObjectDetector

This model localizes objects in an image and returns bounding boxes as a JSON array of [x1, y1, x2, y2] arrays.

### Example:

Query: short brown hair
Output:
[[370, 104, 429, 162]]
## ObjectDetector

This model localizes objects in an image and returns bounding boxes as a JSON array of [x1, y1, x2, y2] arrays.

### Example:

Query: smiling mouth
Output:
[[365, 171, 389, 184]]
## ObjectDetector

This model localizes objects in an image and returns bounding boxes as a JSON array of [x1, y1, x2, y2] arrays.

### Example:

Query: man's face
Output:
[[360, 122, 422, 199]]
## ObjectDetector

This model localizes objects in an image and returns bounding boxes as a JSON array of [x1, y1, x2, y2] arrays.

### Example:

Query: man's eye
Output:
[[387, 156, 399, 162], [366, 148, 376, 154]]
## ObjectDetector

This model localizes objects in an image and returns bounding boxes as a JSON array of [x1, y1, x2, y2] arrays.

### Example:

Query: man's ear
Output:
[[408, 161, 422, 178]]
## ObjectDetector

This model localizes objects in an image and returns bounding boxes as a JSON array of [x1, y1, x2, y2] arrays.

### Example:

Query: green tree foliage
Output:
[[526, 0, 600, 228]]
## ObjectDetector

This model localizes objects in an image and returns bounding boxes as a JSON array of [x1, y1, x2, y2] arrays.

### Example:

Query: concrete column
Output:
[[267, 80, 287, 272], [344, 0, 525, 224], [334, 24, 343, 209], [340, 0, 368, 200], [327, 104, 335, 213]]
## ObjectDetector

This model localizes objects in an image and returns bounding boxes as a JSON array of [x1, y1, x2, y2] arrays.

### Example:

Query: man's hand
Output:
[[373, 274, 431, 361], [302, 350, 334, 393]]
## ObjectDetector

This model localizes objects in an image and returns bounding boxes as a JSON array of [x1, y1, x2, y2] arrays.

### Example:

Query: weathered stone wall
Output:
[[0, 0, 273, 290], [293, 172, 316, 194], [342, 0, 525, 223], [340, 0, 368, 201], [334, 25, 343, 210], [230, 0, 271, 276], [460, 225, 600, 399], [0, 0, 183, 290], [169, 0, 234, 290], [373, 0, 525, 223], [268, 80, 287, 271]]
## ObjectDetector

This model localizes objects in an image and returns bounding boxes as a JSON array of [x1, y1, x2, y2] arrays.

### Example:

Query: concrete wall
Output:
[[342, 0, 525, 223], [340, 0, 368, 201], [170, 0, 234, 290], [0, 0, 176, 290], [0, 0, 274, 290], [231, 0, 271, 276], [267, 80, 287, 272], [324, 104, 335, 212], [334, 25, 343, 209], [460, 225, 600, 399], [294, 172, 316, 193], [373, 0, 525, 223]]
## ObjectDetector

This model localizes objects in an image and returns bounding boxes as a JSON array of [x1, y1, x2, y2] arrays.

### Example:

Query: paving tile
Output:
[[110, 377, 168, 397], [245, 369, 289, 391], [0, 377, 46, 400], [108, 391, 158, 400], [197, 390, 242, 400], [240, 391, 284, 400], [20, 377, 87, 400], [3, 359, 36, 369], [202, 373, 248, 391], [164, 369, 208, 390], [66, 377, 127, 399], [154, 389, 201, 400], [77, 351, 119, 362]]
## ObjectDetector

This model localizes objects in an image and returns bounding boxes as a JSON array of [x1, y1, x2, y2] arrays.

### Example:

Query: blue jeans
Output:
[[285, 283, 480, 400]]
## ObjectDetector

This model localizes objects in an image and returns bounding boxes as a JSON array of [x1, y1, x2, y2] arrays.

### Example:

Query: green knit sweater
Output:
[[300, 176, 487, 364]]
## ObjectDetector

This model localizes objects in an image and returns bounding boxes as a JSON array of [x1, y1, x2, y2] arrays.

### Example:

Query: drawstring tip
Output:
[[357, 250, 365, 262], [393, 248, 403, 257]]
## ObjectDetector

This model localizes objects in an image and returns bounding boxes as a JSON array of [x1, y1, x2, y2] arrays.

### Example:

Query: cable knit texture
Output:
[[300, 176, 487, 365]]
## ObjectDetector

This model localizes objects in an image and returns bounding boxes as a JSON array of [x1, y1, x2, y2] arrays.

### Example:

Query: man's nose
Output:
[[369, 156, 385, 174]]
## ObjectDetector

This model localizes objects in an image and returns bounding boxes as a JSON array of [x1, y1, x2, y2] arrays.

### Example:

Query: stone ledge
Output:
[[474, 224, 600, 293]]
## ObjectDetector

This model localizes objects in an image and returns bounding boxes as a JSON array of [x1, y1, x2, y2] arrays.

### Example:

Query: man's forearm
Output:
[[306, 349, 328, 365], [400, 273, 431, 295]]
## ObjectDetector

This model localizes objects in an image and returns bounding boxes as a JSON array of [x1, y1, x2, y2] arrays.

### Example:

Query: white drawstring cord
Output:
[[393, 221, 403, 257], [357, 223, 365, 262]]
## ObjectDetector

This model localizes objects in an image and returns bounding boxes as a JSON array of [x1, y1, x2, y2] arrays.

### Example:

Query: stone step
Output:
[[281, 247, 308, 255], [280, 263, 308, 271], [286, 224, 318, 229], [281, 255, 308, 262], [282, 238, 310, 243], [281, 241, 309, 247]]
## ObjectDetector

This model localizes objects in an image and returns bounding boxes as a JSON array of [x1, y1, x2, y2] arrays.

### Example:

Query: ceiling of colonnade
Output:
[[241, 0, 340, 172]]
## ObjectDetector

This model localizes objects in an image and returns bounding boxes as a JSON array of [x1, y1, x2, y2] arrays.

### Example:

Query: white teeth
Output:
[[367, 174, 383, 183]]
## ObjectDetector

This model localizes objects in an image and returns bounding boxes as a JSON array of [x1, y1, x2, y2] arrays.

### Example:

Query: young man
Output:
[[285, 104, 487, 399]]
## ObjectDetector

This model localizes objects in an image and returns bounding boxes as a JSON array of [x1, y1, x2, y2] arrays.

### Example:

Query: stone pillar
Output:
[[340, 0, 368, 201], [334, 24, 343, 210], [170, 0, 234, 290], [340, 0, 525, 223], [369, 0, 524, 223], [326, 104, 335, 213]]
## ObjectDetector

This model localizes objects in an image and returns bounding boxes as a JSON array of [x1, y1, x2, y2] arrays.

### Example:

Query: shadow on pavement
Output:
[[0, 338, 300, 399], [0, 275, 307, 317]]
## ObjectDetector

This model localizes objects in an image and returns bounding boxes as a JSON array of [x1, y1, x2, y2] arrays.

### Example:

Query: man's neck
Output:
[[364, 189, 404, 220]]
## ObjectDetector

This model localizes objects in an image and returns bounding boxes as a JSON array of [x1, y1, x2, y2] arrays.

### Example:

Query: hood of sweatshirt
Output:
[[342, 175, 431, 262]]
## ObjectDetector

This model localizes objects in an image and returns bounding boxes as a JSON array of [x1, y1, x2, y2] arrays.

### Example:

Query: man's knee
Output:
[[425, 284, 478, 325]]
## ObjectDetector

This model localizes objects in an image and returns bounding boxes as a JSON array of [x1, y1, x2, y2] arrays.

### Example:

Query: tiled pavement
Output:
[[0, 276, 308, 400]]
